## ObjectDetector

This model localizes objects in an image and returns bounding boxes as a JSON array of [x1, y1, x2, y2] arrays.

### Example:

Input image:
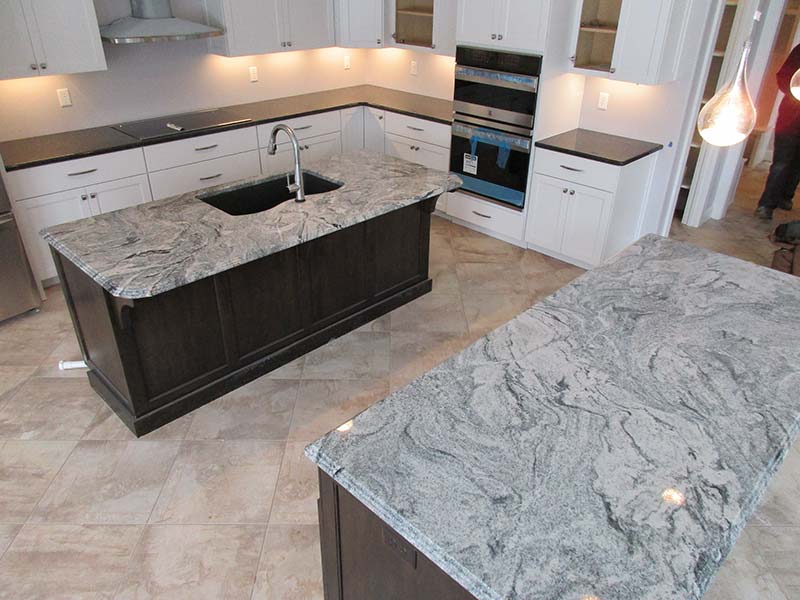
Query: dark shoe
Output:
[[779, 200, 794, 211], [755, 206, 774, 220]]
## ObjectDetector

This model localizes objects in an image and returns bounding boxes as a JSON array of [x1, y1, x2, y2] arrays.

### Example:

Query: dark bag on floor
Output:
[[772, 247, 799, 275], [773, 221, 800, 244], [771, 221, 800, 276]]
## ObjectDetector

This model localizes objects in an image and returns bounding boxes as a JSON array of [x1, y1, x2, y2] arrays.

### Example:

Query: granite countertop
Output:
[[43, 151, 461, 299], [0, 85, 454, 171], [307, 235, 800, 600], [536, 128, 663, 166]]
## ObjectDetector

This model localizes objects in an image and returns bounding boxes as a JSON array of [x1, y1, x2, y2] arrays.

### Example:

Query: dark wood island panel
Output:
[[53, 197, 438, 436]]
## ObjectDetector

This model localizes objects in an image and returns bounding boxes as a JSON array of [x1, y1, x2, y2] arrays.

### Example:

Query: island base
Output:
[[54, 197, 438, 436]]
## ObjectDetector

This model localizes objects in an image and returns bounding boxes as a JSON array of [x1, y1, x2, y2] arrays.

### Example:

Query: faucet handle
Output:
[[286, 174, 300, 194]]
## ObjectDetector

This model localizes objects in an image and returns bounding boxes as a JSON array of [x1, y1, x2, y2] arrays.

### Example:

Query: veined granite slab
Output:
[[306, 235, 800, 600], [43, 151, 461, 299]]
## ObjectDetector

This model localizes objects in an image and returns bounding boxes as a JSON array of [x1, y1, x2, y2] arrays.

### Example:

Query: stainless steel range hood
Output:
[[100, 0, 222, 44]]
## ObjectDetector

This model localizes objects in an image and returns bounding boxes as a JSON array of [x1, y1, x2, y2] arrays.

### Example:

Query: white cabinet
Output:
[[261, 132, 342, 176], [0, 0, 106, 80], [364, 108, 386, 153], [569, 0, 700, 85], [527, 175, 568, 253], [341, 107, 366, 152], [280, 0, 335, 51], [335, 0, 384, 47], [385, 134, 449, 171], [457, 0, 549, 54], [389, 0, 457, 56], [205, 0, 282, 57], [88, 175, 153, 215], [149, 151, 261, 200]]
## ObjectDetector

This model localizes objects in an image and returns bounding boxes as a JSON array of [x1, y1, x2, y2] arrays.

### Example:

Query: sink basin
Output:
[[198, 171, 343, 216]]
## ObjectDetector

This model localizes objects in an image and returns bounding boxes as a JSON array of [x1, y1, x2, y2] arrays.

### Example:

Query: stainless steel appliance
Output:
[[100, 0, 223, 44], [111, 108, 251, 142], [450, 47, 542, 209], [0, 177, 41, 322]]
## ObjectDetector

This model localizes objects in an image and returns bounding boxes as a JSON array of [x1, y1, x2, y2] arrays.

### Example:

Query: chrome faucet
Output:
[[267, 124, 305, 202]]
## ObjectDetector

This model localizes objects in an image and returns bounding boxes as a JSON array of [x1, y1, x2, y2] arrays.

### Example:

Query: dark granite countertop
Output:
[[0, 85, 454, 172], [536, 128, 663, 166]]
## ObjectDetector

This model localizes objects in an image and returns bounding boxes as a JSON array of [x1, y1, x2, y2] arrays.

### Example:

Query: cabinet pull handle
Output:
[[570, 55, 576, 63], [90, 193, 97, 199], [81, 194, 88, 201], [491, 34, 497, 40], [39, 62, 47, 70], [560, 165, 584, 172], [287, 41, 293, 47], [30, 63, 38, 70], [195, 144, 219, 151], [569, 190, 576, 195], [407, 125, 424, 132], [498, 34, 504, 40], [281, 42, 287, 47], [472, 210, 492, 219], [294, 125, 313, 131], [199, 173, 223, 181], [562, 188, 568, 193], [609, 67, 616, 73], [68, 168, 98, 177], [304, 145, 310, 150], [377, 38, 382, 44]]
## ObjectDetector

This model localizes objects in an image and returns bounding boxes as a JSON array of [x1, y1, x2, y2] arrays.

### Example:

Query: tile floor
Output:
[[0, 211, 795, 599]]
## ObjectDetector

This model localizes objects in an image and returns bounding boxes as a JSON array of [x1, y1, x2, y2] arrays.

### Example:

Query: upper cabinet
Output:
[[335, 0, 384, 48], [457, 0, 550, 54], [206, 0, 334, 56], [0, 0, 106, 80], [389, 0, 457, 56], [569, 0, 701, 85]]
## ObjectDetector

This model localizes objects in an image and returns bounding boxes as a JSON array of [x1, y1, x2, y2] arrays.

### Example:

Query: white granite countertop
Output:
[[42, 152, 461, 299], [306, 235, 800, 600]]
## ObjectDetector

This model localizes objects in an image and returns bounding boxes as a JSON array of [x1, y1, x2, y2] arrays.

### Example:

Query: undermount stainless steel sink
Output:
[[198, 172, 343, 216]]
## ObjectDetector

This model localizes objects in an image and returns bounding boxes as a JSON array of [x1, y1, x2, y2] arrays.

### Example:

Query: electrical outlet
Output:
[[598, 92, 609, 111], [344, 55, 351, 70], [249, 66, 258, 83], [410, 60, 418, 76], [57, 88, 73, 108]]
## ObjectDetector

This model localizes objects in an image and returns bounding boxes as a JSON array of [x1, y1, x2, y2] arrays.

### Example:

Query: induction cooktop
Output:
[[111, 108, 252, 142]]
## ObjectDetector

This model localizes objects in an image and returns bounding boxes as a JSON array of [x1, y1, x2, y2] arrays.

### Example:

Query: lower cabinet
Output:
[[149, 151, 261, 200], [364, 107, 386, 152], [385, 133, 449, 171], [261, 132, 343, 176], [88, 175, 153, 214]]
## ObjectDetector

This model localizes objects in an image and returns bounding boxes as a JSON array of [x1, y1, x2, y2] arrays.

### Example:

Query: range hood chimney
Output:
[[100, 0, 223, 44]]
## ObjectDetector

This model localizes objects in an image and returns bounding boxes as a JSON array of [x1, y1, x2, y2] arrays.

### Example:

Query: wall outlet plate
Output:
[[249, 66, 258, 83], [57, 88, 73, 108], [344, 55, 351, 70], [598, 92, 609, 111], [410, 60, 418, 76]]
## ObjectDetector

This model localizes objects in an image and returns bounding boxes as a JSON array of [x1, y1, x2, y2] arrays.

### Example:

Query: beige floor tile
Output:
[[303, 332, 390, 380], [354, 313, 391, 333], [705, 529, 788, 600], [0, 524, 20, 559], [456, 262, 529, 296], [263, 356, 304, 380], [0, 523, 141, 599], [389, 293, 468, 333], [0, 329, 65, 368], [390, 331, 466, 391], [30, 440, 180, 525], [461, 293, 534, 337], [0, 441, 75, 522], [451, 228, 525, 264], [82, 405, 194, 442], [270, 443, 319, 525], [115, 524, 265, 599], [33, 334, 85, 378], [289, 379, 390, 443], [151, 441, 283, 524], [429, 235, 456, 264], [0, 377, 102, 440], [429, 261, 461, 295], [747, 526, 800, 596], [753, 444, 800, 526], [186, 378, 299, 441], [0, 366, 37, 401], [251, 525, 323, 600]]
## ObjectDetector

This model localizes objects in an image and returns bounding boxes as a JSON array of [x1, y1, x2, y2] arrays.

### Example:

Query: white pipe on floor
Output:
[[58, 360, 87, 371]]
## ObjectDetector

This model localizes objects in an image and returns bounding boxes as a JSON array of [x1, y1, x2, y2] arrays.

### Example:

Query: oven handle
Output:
[[455, 65, 539, 93], [452, 122, 531, 154]]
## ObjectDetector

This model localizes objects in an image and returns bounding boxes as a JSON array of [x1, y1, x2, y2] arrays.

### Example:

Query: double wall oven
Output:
[[450, 47, 542, 210]]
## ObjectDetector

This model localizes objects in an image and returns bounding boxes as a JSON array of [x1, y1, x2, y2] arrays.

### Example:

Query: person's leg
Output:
[[757, 132, 797, 218], [780, 134, 800, 210]]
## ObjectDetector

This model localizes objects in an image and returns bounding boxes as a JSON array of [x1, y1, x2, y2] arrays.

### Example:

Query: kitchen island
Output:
[[306, 235, 800, 600], [43, 151, 461, 435]]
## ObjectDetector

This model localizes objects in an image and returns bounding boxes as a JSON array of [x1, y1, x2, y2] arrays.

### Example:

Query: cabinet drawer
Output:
[[5, 149, 147, 200], [446, 191, 525, 240], [257, 111, 341, 146], [385, 134, 449, 171], [149, 151, 261, 200], [384, 112, 451, 149], [144, 127, 258, 172], [534, 148, 620, 193]]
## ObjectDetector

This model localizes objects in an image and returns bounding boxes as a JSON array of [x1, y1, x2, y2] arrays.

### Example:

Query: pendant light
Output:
[[697, 41, 757, 147], [791, 67, 800, 100]]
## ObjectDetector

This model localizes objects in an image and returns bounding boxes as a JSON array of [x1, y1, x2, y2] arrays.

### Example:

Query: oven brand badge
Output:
[[463, 153, 478, 175]]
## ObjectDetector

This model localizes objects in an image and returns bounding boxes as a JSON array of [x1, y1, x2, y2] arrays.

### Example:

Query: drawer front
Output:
[[385, 134, 449, 171], [261, 132, 342, 176], [384, 112, 451, 149], [257, 111, 342, 146], [534, 148, 620, 192], [5, 149, 147, 200], [149, 151, 261, 200], [446, 191, 525, 240], [144, 127, 258, 172]]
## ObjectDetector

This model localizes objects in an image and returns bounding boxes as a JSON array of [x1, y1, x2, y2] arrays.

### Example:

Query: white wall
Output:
[[365, 48, 455, 99]]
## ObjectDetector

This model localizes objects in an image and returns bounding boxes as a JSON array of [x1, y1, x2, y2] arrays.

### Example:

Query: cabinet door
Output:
[[0, 0, 39, 80], [526, 174, 567, 253], [207, 0, 282, 57], [364, 108, 385, 153], [414, 141, 449, 171], [282, 0, 335, 50], [15, 189, 92, 282], [341, 107, 365, 152], [431, 0, 458, 56], [560, 183, 612, 266], [497, 0, 549, 53], [456, 0, 498, 47], [303, 132, 343, 164], [335, 0, 383, 47], [24, 0, 106, 75], [384, 133, 422, 164], [261, 145, 297, 177], [87, 175, 153, 215]]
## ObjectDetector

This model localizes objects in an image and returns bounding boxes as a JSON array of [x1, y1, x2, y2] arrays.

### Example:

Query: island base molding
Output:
[[53, 197, 438, 436], [317, 470, 478, 600]]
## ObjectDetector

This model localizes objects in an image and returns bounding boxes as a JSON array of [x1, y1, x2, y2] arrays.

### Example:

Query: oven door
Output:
[[450, 121, 532, 209], [453, 65, 538, 129]]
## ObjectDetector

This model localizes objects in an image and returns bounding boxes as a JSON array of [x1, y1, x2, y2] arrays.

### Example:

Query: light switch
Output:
[[57, 88, 72, 108], [249, 66, 258, 83], [344, 55, 351, 70], [410, 60, 418, 76], [598, 92, 609, 111]]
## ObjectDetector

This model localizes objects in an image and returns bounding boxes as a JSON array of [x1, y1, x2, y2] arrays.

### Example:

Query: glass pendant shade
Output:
[[698, 42, 756, 147], [791, 67, 800, 100]]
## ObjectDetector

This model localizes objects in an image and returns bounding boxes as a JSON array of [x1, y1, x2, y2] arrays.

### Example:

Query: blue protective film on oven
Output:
[[459, 174, 526, 208], [469, 132, 515, 169]]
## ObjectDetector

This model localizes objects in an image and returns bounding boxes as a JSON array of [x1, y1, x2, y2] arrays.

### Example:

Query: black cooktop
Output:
[[111, 108, 252, 142]]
